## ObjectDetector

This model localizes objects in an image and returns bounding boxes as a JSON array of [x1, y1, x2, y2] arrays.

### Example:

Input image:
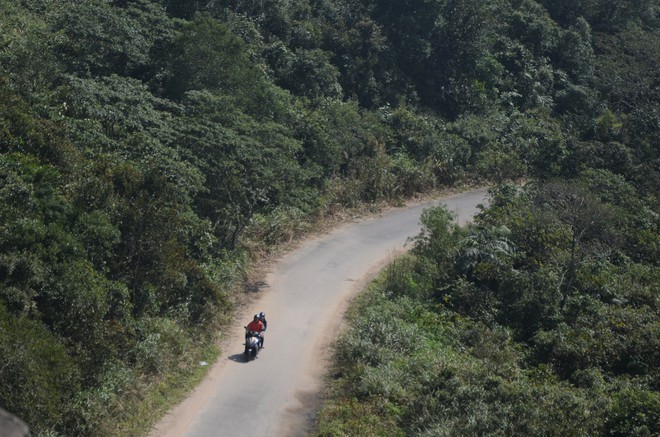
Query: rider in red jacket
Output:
[[246, 314, 265, 348]]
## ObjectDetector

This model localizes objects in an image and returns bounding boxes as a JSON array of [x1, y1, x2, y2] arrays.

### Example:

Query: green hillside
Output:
[[0, 0, 657, 435]]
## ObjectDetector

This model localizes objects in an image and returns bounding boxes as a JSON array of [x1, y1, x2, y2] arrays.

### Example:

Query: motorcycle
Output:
[[244, 327, 262, 361]]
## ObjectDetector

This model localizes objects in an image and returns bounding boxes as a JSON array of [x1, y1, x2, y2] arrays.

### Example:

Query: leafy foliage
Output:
[[319, 177, 658, 435], [0, 0, 657, 434]]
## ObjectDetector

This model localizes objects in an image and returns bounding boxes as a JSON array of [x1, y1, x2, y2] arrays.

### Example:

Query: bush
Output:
[[244, 205, 311, 247], [382, 255, 434, 302], [389, 153, 436, 196], [131, 317, 193, 374], [0, 303, 80, 435], [605, 388, 660, 437]]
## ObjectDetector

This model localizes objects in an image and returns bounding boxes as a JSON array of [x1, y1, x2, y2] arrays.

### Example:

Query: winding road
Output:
[[149, 188, 489, 437]]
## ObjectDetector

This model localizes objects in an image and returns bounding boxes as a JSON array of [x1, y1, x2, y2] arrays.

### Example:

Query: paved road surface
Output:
[[150, 188, 489, 437]]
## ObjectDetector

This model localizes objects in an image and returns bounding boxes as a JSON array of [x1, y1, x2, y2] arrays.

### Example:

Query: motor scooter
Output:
[[244, 327, 261, 361]]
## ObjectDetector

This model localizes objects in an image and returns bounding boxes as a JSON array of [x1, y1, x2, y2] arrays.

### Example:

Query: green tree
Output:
[[0, 0, 61, 98], [166, 16, 258, 101], [0, 154, 70, 315], [537, 182, 616, 310], [0, 77, 77, 167], [177, 91, 308, 249], [0, 303, 80, 435], [275, 48, 342, 100], [53, 0, 175, 78]]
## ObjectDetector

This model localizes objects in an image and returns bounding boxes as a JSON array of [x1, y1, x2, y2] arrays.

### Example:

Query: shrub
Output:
[[605, 388, 660, 437], [0, 303, 80, 435]]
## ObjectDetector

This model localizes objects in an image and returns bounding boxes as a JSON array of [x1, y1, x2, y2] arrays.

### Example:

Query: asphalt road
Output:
[[150, 188, 489, 437]]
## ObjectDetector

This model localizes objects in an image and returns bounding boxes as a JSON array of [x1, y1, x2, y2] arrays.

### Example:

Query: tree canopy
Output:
[[0, 0, 657, 434]]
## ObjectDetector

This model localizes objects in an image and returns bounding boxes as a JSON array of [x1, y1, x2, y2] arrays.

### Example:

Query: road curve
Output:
[[149, 188, 489, 437]]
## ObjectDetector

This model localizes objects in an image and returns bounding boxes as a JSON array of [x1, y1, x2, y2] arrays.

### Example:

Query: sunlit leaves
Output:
[[321, 176, 658, 435], [53, 0, 175, 77], [0, 0, 657, 434], [0, 0, 61, 97], [177, 91, 307, 249]]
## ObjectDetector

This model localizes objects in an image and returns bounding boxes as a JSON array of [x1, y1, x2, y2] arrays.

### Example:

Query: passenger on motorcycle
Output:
[[257, 312, 267, 347], [246, 314, 265, 348]]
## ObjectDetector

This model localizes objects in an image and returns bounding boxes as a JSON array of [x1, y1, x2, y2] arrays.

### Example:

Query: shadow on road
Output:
[[228, 353, 249, 363]]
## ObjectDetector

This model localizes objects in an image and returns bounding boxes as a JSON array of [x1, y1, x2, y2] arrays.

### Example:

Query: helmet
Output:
[[253, 314, 259, 320], [259, 312, 265, 319]]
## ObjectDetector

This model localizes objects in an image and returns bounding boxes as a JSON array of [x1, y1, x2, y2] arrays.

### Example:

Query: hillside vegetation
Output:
[[0, 0, 657, 435], [317, 181, 658, 435]]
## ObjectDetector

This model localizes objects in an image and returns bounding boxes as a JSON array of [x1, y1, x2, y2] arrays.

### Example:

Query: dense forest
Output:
[[0, 0, 657, 435]]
